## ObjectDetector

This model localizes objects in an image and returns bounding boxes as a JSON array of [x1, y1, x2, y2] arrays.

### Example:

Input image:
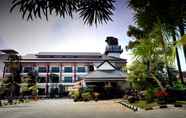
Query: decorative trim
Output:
[[97, 60, 117, 69]]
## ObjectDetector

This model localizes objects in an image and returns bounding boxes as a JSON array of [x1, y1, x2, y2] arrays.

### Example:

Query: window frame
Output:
[[63, 76, 73, 83], [38, 67, 47, 73], [51, 67, 60, 73], [23, 66, 33, 73], [50, 75, 59, 83], [37, 76, 46, 83], [77, 66, 86, 73], [64, 66, 73, 73]]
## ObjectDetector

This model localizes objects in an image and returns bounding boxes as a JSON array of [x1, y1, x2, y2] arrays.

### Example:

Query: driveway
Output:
[[0, 99, 186, 118]]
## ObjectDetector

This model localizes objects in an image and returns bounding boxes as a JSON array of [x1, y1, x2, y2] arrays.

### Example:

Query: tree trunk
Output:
[[147, 60, 166, 92], [172, 33, 184, 84], [152, 75, 166, 92]]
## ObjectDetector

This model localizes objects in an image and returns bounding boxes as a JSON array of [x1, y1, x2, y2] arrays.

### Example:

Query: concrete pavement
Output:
[[0, 99, 186, 118]]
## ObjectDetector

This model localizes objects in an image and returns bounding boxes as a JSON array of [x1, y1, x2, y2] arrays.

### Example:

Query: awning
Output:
[[83, 70, 127, 81]]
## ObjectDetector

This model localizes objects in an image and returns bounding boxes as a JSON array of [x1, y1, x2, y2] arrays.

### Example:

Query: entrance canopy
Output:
[[83, 70, 127, 82]]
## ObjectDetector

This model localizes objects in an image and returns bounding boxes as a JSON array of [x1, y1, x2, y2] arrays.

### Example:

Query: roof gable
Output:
[[97, 61, 116, 70]]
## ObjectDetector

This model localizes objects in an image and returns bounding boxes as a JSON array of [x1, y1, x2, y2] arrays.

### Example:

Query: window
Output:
[[63, 77, 73, 83], [77, 67, 86, 73], [23, 67, 33, 73], [37, 77, 46, 83], [38, 67, 47, 73], [38, 88, 45, 95], [64, 67, 72, 73], [51, 67, 59, 73], [50, 75, 59, 83]]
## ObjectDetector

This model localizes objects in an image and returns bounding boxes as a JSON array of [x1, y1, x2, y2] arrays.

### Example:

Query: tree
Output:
[[127, 61, 148, 90], [0, 52, 22, 103], [131, 38, 166, 92], [128, 23, 186, 93], [10, 0, 115, 26], [27, 71, 38, 97], [127, 0, 186, 84]]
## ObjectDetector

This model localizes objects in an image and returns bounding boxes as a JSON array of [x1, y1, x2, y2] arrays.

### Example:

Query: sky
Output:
[[0, 0, 186, 71]]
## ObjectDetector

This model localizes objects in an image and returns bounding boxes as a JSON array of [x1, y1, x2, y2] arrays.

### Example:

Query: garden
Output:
[[123, 0, 186, 109]]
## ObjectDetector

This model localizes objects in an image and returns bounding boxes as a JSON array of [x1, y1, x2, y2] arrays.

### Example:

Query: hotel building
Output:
[[2, 37, 127, 97]]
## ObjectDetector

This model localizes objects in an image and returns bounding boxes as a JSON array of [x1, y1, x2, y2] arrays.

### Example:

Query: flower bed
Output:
[[155, 90, 169, 104]]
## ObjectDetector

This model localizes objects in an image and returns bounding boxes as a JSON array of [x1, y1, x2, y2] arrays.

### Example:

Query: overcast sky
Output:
[[0, 0, 186, 71]]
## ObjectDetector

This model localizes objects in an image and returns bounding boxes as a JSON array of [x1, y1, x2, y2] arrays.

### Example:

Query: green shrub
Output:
[[128, 96, 136, 103], [174, 103, 182, 107], [82, 88, 93, 93], [70, 91, 81, 102], [172, 81, 186, 91], [145, 88, 155, 103], [81, 92, 92, 101]]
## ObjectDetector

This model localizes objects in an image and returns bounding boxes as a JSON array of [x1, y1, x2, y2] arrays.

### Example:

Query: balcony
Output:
[[105, 45, 123, 55]]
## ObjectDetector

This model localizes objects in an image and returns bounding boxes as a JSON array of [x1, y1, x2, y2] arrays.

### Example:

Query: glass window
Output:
[[23, 67, 33, 73], [37, 77, 46, 83], [77, 67, 86, 73], [38, 67, 47, 73], [64, 67, 72, 73], [50, 75, 59, 83], [51, 67, 59, 73], [63, 77, 73, 83], [38, 88, 45, 95]]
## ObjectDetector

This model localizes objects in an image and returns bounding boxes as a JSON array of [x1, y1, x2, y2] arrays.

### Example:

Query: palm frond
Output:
[[175, 34, 186, 46], [10, 0, 115, 26], [127, 25, 146, 39], [77, 0, 115, 26], [10, 0, 78, 20]]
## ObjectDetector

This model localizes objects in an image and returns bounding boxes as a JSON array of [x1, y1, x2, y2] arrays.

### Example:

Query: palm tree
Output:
[[10, 0, 115, 26], [131, 36, 166, 92], [127, 0, 186, 84], [4, 53, 22, 103]]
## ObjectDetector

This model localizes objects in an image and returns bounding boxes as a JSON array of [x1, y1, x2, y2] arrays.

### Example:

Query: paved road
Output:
[[0, 99, 186, 118]]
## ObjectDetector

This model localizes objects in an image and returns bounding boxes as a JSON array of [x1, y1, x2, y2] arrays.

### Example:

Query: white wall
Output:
[[107, 53, 120, 58]]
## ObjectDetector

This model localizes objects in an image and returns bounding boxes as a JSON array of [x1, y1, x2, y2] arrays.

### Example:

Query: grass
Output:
[[131, 100, 158, 109], [176, 101, 186, 105]]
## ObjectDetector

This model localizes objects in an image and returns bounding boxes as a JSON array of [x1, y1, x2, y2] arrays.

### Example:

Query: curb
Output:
[[118, 101, 141, 112], [118, 100, 186, 111]]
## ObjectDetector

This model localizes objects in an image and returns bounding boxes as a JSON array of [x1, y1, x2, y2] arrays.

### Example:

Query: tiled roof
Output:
[[22, 54, 37, 59], [84, 70, 127, 79], [21, 52, 126, 63], [0, 49, 18, 54], [36, 52, 102, 56], [0, 54, 8, 60]]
